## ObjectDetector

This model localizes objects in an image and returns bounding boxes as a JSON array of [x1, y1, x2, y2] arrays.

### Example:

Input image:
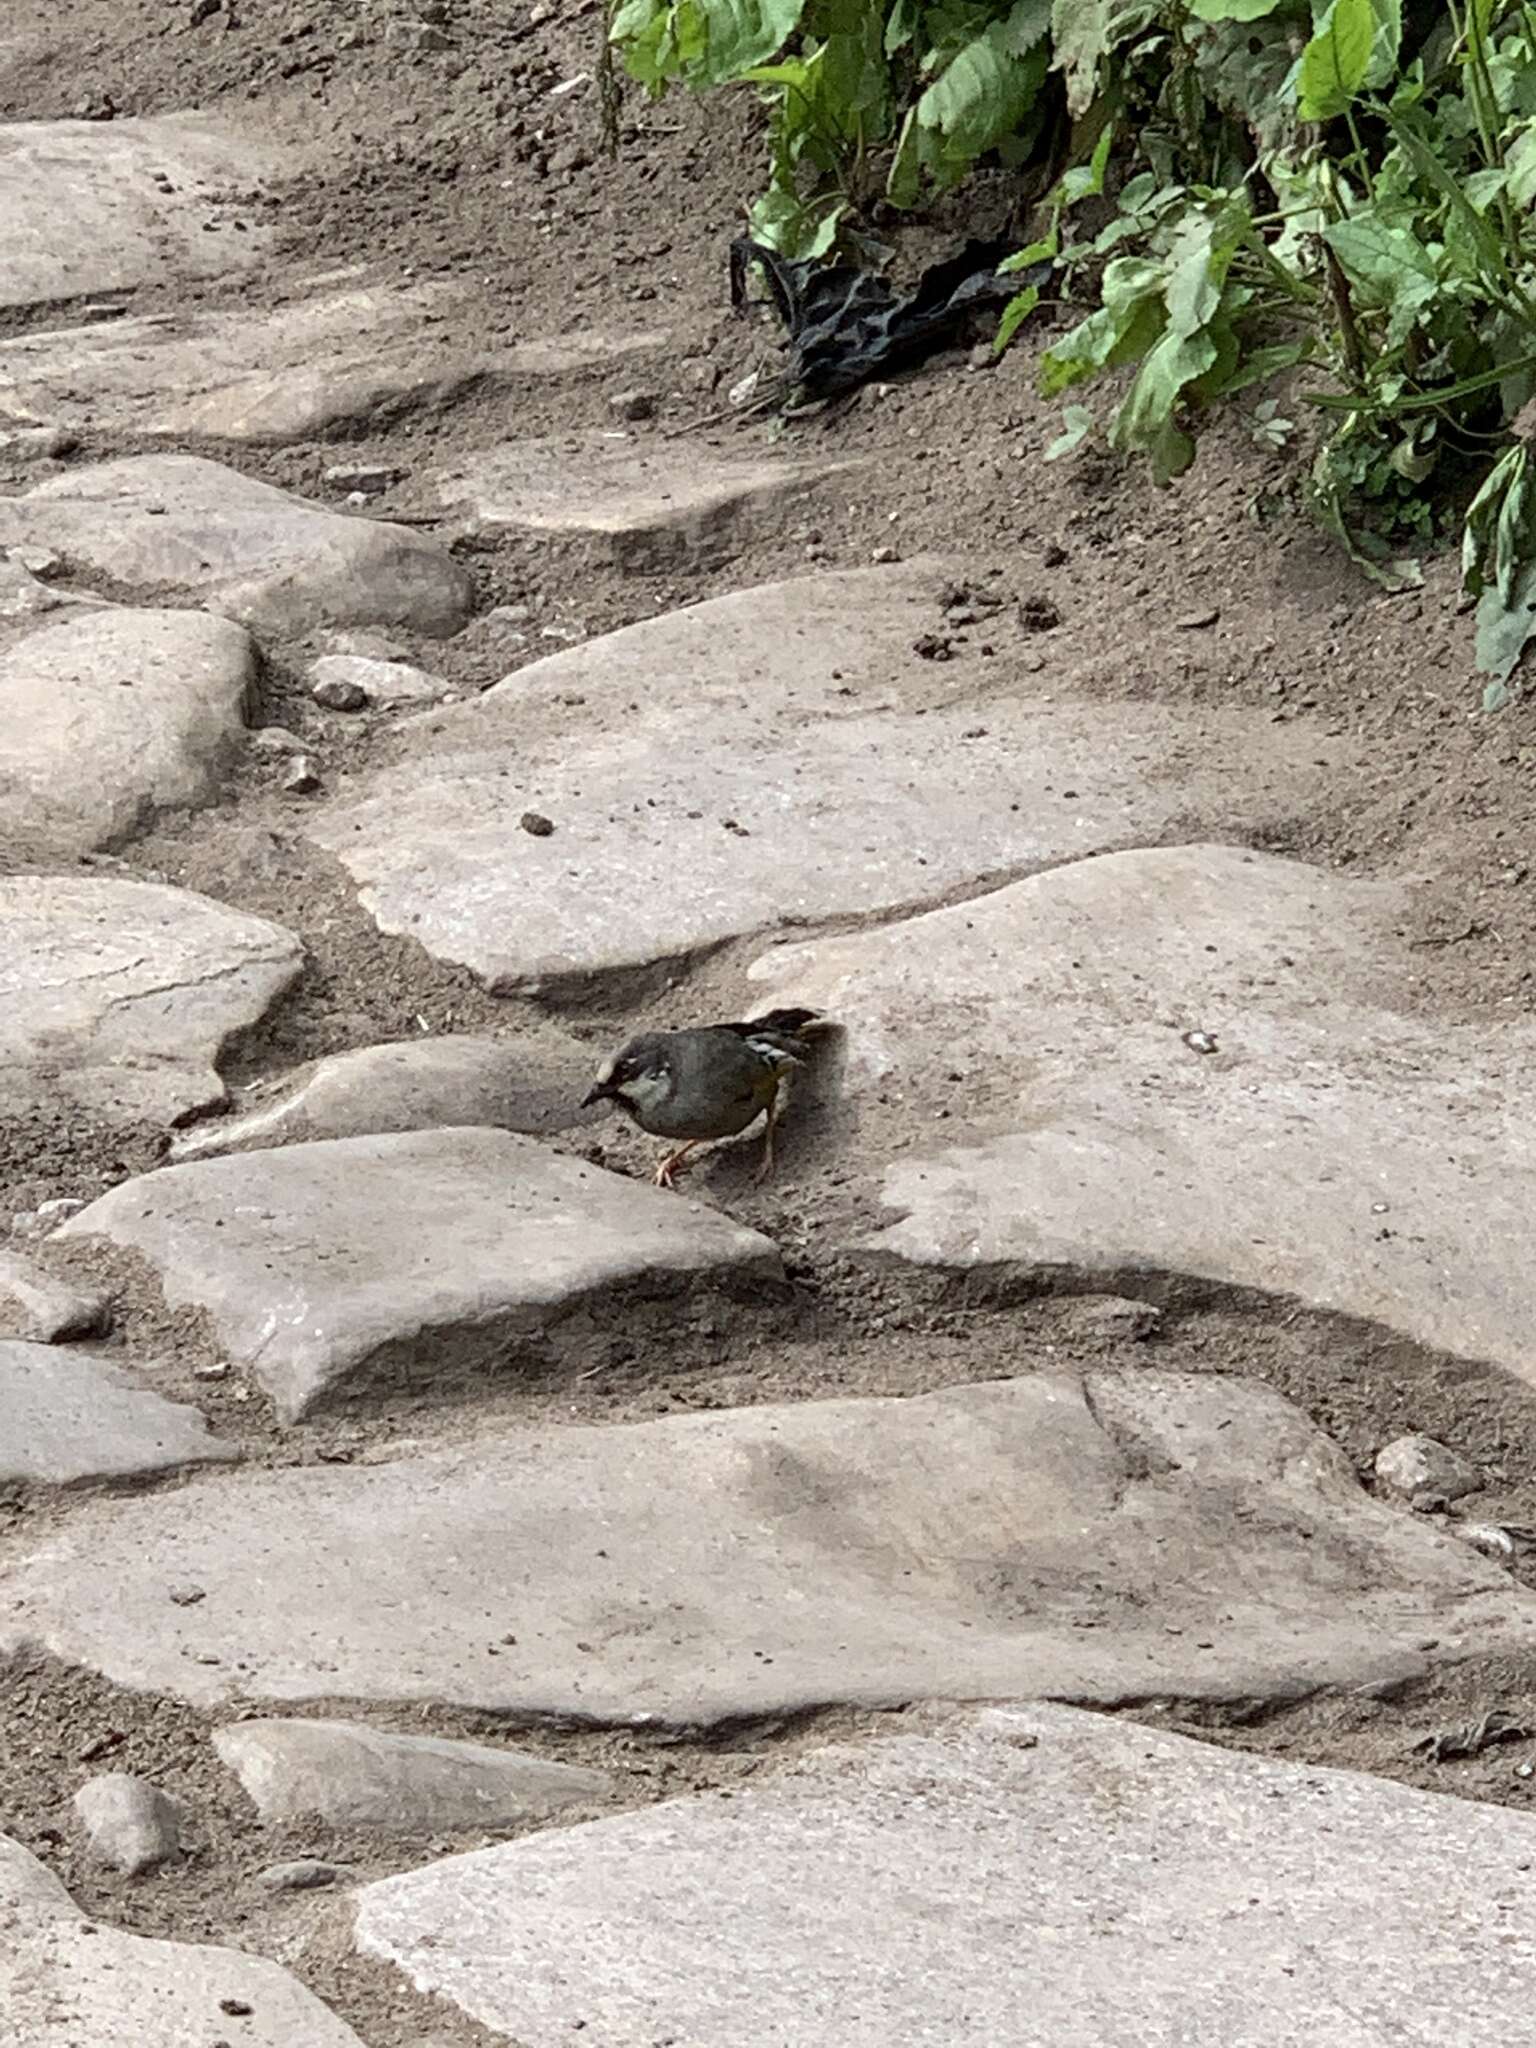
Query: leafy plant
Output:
[[609, 0, 1536, 693]]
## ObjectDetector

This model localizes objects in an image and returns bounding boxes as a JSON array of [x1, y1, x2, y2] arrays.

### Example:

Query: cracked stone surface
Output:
[[0, 1249, 109, 1342], [0, 608, 256, 859], [1, 876, 302, 1126], [0, 455, 474, 639], [214, 1718, 614, 1831], [0, 1341, 237, 1486], [354, 1702, 1536, 2048], [0, 271, 665, 442], [3, 1372, 1529, 1719], [0, 116, 273, 310], [0, 1831, 363, 2046], [169, 1031, 596, 1162], [305, 563, 1353, 991], [434, 432, 862, 566], [57, 1128, 781, 1420], [748, 841, 1536, 1385]]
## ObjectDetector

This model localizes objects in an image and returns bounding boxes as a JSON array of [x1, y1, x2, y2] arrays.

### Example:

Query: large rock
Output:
[[305, 564, 1352, 990], [354, 1702, 1536, 2047], [3, 1373, 1530, 1721], [0, 876, 301, 1125], [169, 1032, 594, 1162], [0, 456, 473, 638], [0, 1341, 234, 1486], [0, 116, 272, 309], [0, 1831, 363, 2046], [58, 1129, 781, 1419], [747, 842, 1536, 1386], [214, 1717, 613, 1831], [434, 433, 861, 567], [0, 271, 664, 443], [0, 608, 255, 858]]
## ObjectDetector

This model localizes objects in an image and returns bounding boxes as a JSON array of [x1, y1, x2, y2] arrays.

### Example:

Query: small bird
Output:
[[581, 1007, 831, 1188]]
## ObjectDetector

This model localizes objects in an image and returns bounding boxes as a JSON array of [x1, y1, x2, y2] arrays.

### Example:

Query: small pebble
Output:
[[251, 726, 308, 757], [74, 1774, 182, 1876], [311, 676, 368, 713], [283, 757, 323, 796], [1176, 607, 1221, 630], [1375, 1434, 1481, 1502], [258, 1859, 344, 1892], [608, 388, 658, 422], [520, 811, 556, 837]]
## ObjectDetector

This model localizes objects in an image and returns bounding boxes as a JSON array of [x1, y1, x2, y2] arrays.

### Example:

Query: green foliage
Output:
[[611, 0, 1536, 693]]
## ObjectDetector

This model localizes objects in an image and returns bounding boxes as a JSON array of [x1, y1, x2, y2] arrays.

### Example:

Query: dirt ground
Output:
[[6, 1, 1536, 2039]]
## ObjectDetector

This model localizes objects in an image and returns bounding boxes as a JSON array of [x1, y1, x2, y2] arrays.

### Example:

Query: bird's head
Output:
[[581, 1038, 673, 1119]]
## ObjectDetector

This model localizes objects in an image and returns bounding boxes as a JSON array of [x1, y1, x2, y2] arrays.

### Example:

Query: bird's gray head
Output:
[[581, 1038, 673, 1119]]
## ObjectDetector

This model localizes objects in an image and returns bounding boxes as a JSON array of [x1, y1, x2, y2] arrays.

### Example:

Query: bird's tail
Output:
[[723, 1006, 834, 1060]]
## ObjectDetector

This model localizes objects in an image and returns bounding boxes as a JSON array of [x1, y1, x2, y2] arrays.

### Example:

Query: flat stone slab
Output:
[[748, 842, 1536, 1385], [1, 1831, 362, 2046], [0, 455, 474, 639], [0, 607, 255, 858], [434, 433, 860, 566], [0, 270, 665, 443], [58, 1129, 781, 1420], [1, 875, 301, 1125], [215, 1717, 613, 1831], [3, 1373, 1529, 1721], [0, 1341, 236, 1486], [354, 1702, 1536, 2047], [169, 1031, 596, 1162], [306, 564, 1352, 990], [0, 116, 272, 310]]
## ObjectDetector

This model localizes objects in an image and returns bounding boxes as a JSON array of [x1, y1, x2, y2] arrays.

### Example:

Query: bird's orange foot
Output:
[[653, 1144, 699, 1189]]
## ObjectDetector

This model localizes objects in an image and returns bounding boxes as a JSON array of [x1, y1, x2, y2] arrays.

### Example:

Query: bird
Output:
[[581, 1007, 832, 1188]]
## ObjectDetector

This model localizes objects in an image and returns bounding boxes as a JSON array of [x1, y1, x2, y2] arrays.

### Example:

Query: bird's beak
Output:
[[581, 1081, 615, 1108]]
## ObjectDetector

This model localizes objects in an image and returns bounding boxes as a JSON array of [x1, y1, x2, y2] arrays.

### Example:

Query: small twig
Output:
[[662, 388, 786, 438], [1323, 241, 1364, 384]]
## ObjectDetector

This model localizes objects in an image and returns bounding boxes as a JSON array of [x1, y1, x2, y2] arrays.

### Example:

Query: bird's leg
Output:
[[753, 1084, 782, 1185], [654, 1140, 700, 1189]]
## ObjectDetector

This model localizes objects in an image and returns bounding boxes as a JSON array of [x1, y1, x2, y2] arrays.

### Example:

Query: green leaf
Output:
[[1187, 0, 1284, 17], [1051, 0, 1112, 117], [1045, 404, 1096, 457], [1476, 565, 1536, 681], [1483, 676, 1515, 711], [995, 283, 1041, 352], [1296, 0, 1373, 120]]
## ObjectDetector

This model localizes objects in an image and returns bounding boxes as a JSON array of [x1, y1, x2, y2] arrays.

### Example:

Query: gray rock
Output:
[[1376, 1434, 1482, 1502], [1, 1829, 364, 2044], [1, 875, 301, 1125], [0, 1340, 236, 1486], [0, 1249, 109, 1342], [354, 1701, 1536, 2047], [310, 673, 368, 712], [283, 755, 323, 795], [308, 653, 450, 709], [169, 1033, 593, 1162], [4, 1372, 1531, 1722], [216, 1718, 612, 1831], [72, 1773, 181, 1874], [323, 463, 398, 494], [0, 116, 273, 309], [432, 433, 858, 567], [748, 842, 1536, 1391], [0, 271, 664, 443], [0, 455, 474, 639], [305, 564, 1353, 991], [258, 1859, 345, 1892], [252, 724, 308, 756], [58, 1129, 780, 1420], [0, 607, 256, 858], [608, 388, 658, 421], [11, 1198, 87, 1241]]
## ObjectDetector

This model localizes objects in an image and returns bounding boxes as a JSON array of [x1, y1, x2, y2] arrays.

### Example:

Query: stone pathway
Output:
[[355, 1703, 1536, 2047], [4, 97, 1536, 2048]]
